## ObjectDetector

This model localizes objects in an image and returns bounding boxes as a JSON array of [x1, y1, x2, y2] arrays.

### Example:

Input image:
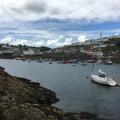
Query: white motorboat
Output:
[[91, 69, 116, 86], [104, 60, 113, 65]]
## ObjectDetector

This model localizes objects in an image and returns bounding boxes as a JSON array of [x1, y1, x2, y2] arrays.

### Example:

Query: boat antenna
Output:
[[91, 32, 102, 72], [99, 32, 102, 53]]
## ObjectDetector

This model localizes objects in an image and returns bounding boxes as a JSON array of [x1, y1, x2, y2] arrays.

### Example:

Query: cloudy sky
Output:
[[0, 0, 120, 48]]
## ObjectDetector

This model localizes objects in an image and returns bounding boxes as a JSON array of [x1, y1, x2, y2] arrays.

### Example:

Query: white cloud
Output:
[[46, 35, 73, 47], [0, 35, 74, 48], [64, 37, 72, 45], [1, 28, 120, 48], [46, 35, 64, 47], [0, 0, 120, 22], [46, 39, 58, 46], [78, 35, 87, 42], [1, 36, 13, 44], [12, 39, 28, 46], [0, 0, 120, 48], [1, 36, 29, 45]]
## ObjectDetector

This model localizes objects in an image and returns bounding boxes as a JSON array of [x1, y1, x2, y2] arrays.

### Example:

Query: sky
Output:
[[0, 0, 120, 48]]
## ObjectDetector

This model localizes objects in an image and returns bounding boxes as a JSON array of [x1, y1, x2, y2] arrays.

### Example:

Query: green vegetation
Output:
[[39, 46, 51, 51], [0, 44, 51, 52]]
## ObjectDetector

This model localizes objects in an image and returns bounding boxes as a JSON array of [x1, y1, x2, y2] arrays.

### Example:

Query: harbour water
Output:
[[0, 59, 120, 120]]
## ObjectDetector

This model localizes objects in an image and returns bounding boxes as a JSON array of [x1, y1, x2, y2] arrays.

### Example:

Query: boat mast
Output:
[[91, 32, 102, 72], [99, 32, 102, 59]]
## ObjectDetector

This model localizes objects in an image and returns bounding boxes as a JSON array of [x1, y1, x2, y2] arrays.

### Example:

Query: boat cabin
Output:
[[98, 74, 105, 78], [98, 69, 107, 78]]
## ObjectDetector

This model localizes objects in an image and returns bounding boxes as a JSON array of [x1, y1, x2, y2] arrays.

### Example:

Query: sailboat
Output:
[[90, 33, 116, 86], [91, 69, 116, 86]]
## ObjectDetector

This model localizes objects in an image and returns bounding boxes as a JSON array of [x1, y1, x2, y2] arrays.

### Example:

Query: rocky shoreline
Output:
[[0, 66, 107, 120]]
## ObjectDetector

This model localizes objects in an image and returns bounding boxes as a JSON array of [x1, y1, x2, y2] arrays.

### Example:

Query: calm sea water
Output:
[[0, 59, 120, 120]]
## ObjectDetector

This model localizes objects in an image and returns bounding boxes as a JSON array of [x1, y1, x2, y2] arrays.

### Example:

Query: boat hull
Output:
[[91, 75, 116, 86]]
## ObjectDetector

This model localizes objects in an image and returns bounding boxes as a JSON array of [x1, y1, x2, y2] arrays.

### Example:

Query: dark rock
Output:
[[0, 68, 106, 120], [0, 70, 9, 77], [0, 66, 5, 71], [28, 81, 40, 87], [15, 77, 31, 83]]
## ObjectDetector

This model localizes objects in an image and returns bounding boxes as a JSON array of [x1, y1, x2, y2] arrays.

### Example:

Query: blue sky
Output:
[[0, 0, 120, 48]]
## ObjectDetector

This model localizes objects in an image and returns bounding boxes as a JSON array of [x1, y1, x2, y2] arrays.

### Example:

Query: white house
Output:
[[23, 49, 35, 55]]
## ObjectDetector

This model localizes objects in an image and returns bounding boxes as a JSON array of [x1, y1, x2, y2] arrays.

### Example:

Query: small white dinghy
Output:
[[91, 69, 116, 86]]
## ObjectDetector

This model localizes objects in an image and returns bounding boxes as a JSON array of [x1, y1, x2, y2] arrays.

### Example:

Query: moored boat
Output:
[[87, 60, 95, 63], [96, 59, 103, 64], [90, 33, 116, 86], [91, 69, 116, 86], [104, 60, 113, 65]]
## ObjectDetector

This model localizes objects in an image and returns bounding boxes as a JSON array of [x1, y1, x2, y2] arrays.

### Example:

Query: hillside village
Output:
[[0, 35, 120, 62]]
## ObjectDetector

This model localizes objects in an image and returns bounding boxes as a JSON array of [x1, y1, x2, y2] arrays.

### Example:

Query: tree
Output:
[[116, 42, 120, 50], [0, 44, 2, 49], [40, 46, 51, 51]]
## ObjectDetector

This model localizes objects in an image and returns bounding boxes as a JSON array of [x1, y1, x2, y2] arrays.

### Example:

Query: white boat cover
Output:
[[98, 69, 107, 75]]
